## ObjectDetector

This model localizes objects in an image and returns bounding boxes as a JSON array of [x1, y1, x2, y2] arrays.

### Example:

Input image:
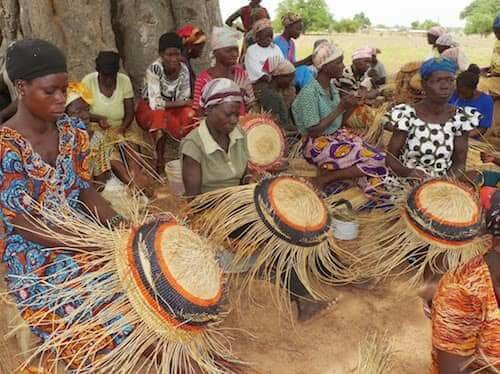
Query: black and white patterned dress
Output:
[[387, 104, 480, 177]]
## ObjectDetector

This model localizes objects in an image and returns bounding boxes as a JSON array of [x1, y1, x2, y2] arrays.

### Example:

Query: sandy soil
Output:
[[224, 278, 431, 374]]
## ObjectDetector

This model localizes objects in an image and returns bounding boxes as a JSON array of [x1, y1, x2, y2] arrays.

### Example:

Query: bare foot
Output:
[[296, 298, 336, 322]]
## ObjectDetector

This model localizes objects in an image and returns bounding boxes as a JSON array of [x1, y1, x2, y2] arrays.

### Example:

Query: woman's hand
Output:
[[409, 168, 427, 180], [98, 117, 111, 130], [339, 95, 360, 112], [481, 151, 496, 164]]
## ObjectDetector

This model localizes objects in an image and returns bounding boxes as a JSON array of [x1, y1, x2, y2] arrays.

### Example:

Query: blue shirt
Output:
[[292, 79, 343, 136], [449, 91, 494, 129], [273, 35, 313, 90]]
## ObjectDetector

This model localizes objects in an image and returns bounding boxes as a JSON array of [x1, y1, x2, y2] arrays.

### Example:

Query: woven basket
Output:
[[240, 113, 286, 173]]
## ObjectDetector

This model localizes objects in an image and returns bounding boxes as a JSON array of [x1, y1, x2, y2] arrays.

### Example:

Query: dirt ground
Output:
[[224, 278, 431, 374]]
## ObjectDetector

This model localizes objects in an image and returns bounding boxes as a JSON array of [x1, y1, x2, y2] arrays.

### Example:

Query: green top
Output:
[[180, 120, 249, 194], [291, 78, 343, 136]]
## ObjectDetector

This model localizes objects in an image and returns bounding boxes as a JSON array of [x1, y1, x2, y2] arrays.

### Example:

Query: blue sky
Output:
[[219, 0, 473, 28]]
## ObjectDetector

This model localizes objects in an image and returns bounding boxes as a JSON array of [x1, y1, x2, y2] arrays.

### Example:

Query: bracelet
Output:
[[107, 213, 125, 228]]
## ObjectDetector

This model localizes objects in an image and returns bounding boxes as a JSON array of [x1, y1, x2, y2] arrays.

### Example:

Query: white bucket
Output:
[[165, 160, 185, 196], [331, 217, 359, 241]]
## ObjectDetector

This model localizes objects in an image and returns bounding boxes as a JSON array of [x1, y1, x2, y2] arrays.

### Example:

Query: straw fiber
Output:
[[188, 175, 357, 308], [8, 199, 237, 374]]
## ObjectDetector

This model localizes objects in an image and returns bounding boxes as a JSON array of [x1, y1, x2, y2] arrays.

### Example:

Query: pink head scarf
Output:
[[352, 46, 373, 61]]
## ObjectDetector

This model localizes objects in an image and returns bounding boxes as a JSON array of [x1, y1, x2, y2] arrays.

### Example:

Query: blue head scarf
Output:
[[420, 57, 458, 80], [494, 15, 500, 28]]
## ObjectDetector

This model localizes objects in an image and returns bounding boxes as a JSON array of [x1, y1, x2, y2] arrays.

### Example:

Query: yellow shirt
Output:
[[492, 39, 500, 74], [81, 72, 134, 128]]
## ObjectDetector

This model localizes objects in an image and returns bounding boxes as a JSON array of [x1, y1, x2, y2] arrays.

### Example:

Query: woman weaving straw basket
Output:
[[291, 42, 388, 197], [0, 39, 130, 370], [431, 191, 500, 373]]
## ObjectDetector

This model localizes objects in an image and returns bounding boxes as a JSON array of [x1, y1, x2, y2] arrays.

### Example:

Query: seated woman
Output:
[[64, 82, 109, 188], [441, 46, 469, 73], [431, 194, 500, 373], [291, 42, 388, 196], [182, 78, 330, 320], [245, 19, 285, 90], [182, 78, 249, 195], [450, 64, 494, 138], [176, 24, 206, 96], [136, 32, 193, 172], [427, 26, 447, 57], [258, 56, 296, 130], [0, 39, 128, 367], [274, 12, 314, 90], [387, 58, 480, 180], [337, 47, 377, 96], [192, 26, 255, 117], [82, 51, 150, 191]]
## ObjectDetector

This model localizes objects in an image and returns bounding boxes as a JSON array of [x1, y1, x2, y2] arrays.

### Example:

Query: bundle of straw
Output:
[[10, 198, 238, 373], [187, 175, 357, 307], [355, 331, 395, 374]]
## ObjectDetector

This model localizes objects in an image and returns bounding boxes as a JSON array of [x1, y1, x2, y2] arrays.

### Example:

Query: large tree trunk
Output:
[[0, 0, 222, 91]]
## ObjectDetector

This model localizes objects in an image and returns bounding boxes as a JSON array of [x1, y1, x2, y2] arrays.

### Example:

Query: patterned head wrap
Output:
[[436, 33, 457, 47], [66, 82, 93, 107], [6, 39, 67, 82], [281, 12, 302, 28], [420, 57, 458, 80], [312, 42, 343, 70], [494, 15, 500, 28], [262, 56, 295, 76], [200, 78, 244, 109], [210, 26, 242, 51], [252, 18, 273, 35], [428, 26, 446, 37], [176, 25, 206, 47], [352, 46, 373, 61]]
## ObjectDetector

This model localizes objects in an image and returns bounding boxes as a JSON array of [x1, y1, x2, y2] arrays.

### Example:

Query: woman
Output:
[[245, 19, 285, 85], [291, 42, 388, 196], [225, 0, 270, 34], [450, 64, 494, 138], [176, 24, 206, 95], [427, 26, 447, 54], [431, 193, 500, 373], [181, 78, 249, 195], [274, 12, 313, 90], [337, 46, 376, 94], [1, 39, 128, 367], [442, 47, 469, 73], [183, 78, 331, 320], [82, 51, 150, 190], [64, 81, 109, 187], [386, 58, 480, 180], [136, 32, 194, 172], [192, 26, 255, 117], [259, 55, 296, 130]]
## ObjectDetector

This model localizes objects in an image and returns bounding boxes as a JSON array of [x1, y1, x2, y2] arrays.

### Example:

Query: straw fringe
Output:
[[355, 331, 396, 374], [4, 197, 239, 373], [338, 179, 490, 285], [187, 179, 359, 311]]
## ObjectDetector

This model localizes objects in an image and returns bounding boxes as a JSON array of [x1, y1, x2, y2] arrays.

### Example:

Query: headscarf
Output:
[[281, 12, 302, 28], [6, 39, 67, 82], [262, 56, 295, 76], [95, 51, 120, 74], [494, 15, 500, 28], [428, 26, 446, 37], [436, 33, 457, 47], [352, 46, 373, 61], [210, 26, 242, 51], [252, 18, 273, 35], [158, 32, 183, 52], [312, 42, 343, 70], [200, 78, 244, 109], [441, 47, 469, 72], [420, 57, 458, 80], [176, 25, 206, 47], [66, 82, 93, 108]]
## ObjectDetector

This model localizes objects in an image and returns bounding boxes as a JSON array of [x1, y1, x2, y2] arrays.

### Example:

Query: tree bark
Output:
[[0, 0, 222, 90]]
